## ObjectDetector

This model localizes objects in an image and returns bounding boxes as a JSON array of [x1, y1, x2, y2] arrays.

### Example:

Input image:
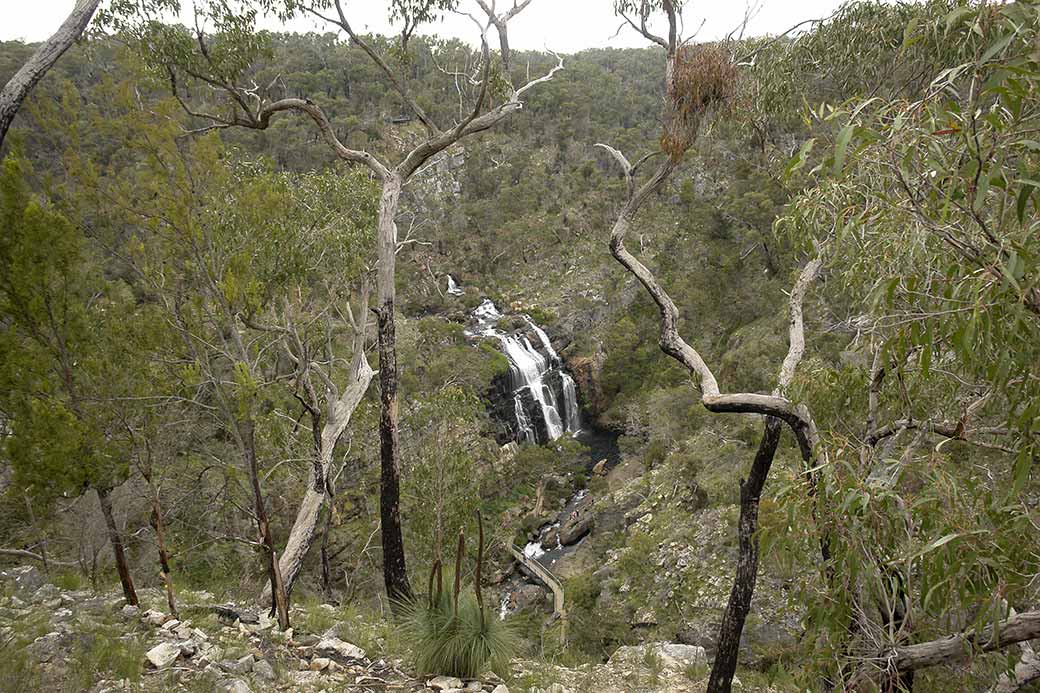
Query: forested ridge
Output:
[[0, 1, 1038, 692]]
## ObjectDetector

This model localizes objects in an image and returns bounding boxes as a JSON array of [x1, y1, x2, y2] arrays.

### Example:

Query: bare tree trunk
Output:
[[375, 174, 412, 604], [707, 417, 782, 693], [851, 609, 1040, 684], [150, 492, 178, 618], [269, 356, 372, 598], [241, 418, 289, 629], [96, 486, 138, 606], [0, 0, 100, 149]]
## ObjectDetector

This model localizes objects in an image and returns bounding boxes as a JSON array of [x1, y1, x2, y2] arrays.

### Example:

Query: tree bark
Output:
[[240, 417, 289, 629], [96, 486, 138, 606], [0, 0, 100, 149], [266, 354, 373, 599], [150, 492, 178, 618], [707, 416, 782, 693], [855, 609, 1040, 682], [375, 174, 412, 604]]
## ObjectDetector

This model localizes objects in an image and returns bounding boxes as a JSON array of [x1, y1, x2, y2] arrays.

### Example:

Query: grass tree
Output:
[[129, 0, 560, 602]]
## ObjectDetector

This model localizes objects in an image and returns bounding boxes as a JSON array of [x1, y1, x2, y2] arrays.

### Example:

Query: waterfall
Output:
[[446, 274, 464, 296], [468, 299, 581, 443]]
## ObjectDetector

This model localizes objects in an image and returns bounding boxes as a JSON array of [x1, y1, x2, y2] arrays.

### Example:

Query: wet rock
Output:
[[518, 583, 552, 613], [558, 495, 595, 545], [145, 642, 182, 669]]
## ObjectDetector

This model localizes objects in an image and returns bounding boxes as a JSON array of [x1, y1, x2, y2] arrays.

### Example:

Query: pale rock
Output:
[[492, 686, 511, 693], [315, 636, 366, 660], [218, 679, 252, 693], [309, 657, 331, 671], [120, 604, 139, 619], [233, 653, 255, 673], [177, 640, 196, 657], [428, 675, 464, 690], [252, 658, 276, 681], [191, 627, 209, 641], [257, 611, 274, 631], [160, 618, 181, 631], [142, 609, 166, 626], [145, 642, 181, 669]]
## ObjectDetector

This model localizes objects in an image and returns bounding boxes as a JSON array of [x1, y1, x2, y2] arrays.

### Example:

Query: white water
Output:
[[469, 299, 581, 443], [446, 274, 464, 296]]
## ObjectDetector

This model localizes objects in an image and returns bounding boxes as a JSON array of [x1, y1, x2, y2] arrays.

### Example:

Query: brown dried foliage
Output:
[[661, 43, 739, 161]]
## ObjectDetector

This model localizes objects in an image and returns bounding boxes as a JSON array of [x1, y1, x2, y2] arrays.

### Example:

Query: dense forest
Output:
[[1, 1, 1039, 691]]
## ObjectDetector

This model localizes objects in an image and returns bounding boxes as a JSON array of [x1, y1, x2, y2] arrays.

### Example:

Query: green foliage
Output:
[[399, 585, 516, 679]]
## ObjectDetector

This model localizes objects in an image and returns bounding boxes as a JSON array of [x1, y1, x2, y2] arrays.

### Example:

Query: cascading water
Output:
[[446, 274, 464, 296], [468, 299, 581, 444]]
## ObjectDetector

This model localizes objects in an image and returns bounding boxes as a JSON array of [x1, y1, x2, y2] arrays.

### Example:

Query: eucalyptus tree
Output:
[[770, 1, 1040, 688], [595, 3, 833, 691], [63, 84, 379, 620], [130, 0, 557, 602]]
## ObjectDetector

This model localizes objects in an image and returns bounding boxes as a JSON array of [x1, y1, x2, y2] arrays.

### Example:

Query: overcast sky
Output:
[[2, 0, 850, 53]]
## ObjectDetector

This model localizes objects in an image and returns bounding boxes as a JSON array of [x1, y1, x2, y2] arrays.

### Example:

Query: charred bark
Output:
[[96, 486, 138, 606], [707, 417, 782, 692]]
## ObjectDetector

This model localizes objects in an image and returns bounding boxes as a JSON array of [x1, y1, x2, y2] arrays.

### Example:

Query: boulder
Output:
[[608, 642, 707, 673], [558, 495, 595, 546], [145, 642, 181, 669], [28, 631, 67, 663], [592, 459, 608, 476], [309, 657, 331, 671]]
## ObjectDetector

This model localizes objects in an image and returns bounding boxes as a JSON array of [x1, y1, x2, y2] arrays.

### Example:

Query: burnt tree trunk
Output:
[[96, 485, 138, 606], [376, 174, 411, 603], [707, 417, 782, 693]]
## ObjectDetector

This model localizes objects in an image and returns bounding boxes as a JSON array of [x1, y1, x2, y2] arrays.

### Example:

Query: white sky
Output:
[[1, 0, 850, 53]]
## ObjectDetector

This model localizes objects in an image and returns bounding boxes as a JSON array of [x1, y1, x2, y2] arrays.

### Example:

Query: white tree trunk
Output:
[[0, 0, 100, 148], [265, 352, 374, 599]]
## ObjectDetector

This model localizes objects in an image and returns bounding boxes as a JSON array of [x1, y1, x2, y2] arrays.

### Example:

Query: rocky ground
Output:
[[0, 564, 790, 692]]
